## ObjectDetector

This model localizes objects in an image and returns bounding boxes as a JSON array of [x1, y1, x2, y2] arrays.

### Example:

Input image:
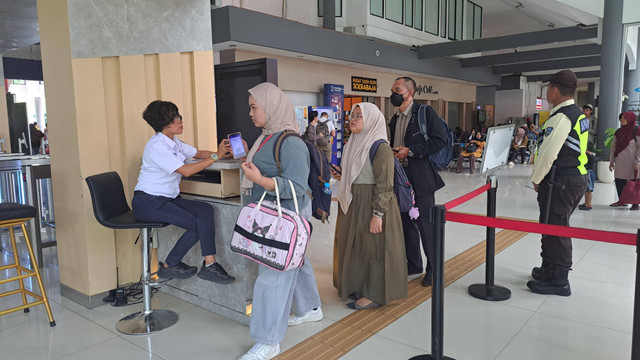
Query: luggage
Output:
[[231, 179, 312, 271]]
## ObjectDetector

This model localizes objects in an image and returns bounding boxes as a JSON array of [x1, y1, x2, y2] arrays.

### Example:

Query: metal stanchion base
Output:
[[116, 309, 179, 335], [468, 284, 511, 301], [409, 355, 455, 359]]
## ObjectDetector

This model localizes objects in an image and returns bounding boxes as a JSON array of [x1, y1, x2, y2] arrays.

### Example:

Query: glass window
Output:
[[440, 0, 447, 37], [371, 0, 384, 17], [473, 4, 482, 38], [405, 0, 413, 27], [455, 0, 463, 40], [448, 0, 455, 40], [465, 1, 474, 39], [425, 0, 438, 34], [414, 0, 423, 30], [318, 0, 343, 17], [386, 0, 403, 24]]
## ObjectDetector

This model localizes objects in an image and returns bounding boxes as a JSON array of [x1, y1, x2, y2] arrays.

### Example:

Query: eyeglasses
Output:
[[350, 113, 364, 120], [173, 115, 183, 124]]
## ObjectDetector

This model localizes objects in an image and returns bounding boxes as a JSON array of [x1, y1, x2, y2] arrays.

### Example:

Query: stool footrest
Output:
[[0, 300, 46, 317], [0, 272, 36, 285]]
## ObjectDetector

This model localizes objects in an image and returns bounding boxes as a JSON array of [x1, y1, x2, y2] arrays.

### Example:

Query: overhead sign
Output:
[[351, 76, 377, 93]]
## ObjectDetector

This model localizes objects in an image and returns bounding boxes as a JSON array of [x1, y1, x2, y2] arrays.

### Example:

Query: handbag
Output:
[[231, 179, 312, 271], [465, 142, 478, 153], [619, 170, 640, 205]]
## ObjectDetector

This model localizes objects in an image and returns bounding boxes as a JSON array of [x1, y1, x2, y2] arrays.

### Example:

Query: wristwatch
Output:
[[408, 150, 414, 157], [211, 153, 219, 161]]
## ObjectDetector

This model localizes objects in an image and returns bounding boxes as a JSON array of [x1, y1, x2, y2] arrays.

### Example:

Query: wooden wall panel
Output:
[[159, 53, 194, 146], [180, 52, 196, 148], [0, 84, 11, 152], [143, 54, 160, 139], [193, 51, 217, 151]]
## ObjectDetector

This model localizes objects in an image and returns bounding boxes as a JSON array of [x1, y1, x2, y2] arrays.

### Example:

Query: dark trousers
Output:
[[455, 155, 477, 173], [536, 174, 587, 271], [508, 147, 527, 163], [615, 178, 627, 199], [132, 191, 216, 267], [403, 170, 435, 275]]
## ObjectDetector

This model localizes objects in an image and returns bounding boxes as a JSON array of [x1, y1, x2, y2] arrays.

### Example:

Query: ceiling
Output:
[[0, 0, 38, 53]]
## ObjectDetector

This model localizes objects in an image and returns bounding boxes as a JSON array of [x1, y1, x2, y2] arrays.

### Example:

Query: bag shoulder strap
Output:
[[274, 130, 300, 175], [417, 105, 430, 142], [369, 139, 386, 163]]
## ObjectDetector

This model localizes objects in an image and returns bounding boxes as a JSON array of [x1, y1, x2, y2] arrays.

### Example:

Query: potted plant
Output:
[[595, 128, 616, 183]]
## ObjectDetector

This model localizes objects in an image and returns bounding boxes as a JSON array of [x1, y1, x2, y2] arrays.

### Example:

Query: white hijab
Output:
[[241, 82, 300, 191], [338, 102, 389, 214]]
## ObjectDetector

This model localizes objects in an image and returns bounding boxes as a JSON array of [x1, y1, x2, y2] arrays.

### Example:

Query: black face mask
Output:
[[390, 92, 405, 107]]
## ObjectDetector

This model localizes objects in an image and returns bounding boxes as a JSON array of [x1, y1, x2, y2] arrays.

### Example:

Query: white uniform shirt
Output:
[[134, 133, 197, 198], [530, 99, 574, 184]]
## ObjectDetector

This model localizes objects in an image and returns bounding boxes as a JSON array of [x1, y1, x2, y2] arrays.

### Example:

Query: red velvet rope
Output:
[[446, 211, 637, 246], [444, 183, 492, 210]]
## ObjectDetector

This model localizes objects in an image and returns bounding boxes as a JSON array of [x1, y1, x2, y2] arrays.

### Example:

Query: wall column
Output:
[[597, 0, 625, 148], [37, 0, 217, 307]]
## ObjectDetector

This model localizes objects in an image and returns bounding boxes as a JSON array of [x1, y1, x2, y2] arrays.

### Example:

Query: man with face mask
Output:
[[388, 76, 447, 287], [317, 112, 336, 161]]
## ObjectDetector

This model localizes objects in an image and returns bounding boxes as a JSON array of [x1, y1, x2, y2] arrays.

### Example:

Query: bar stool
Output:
[[0, 203, 55, 326], [85, 171, 176, 335]]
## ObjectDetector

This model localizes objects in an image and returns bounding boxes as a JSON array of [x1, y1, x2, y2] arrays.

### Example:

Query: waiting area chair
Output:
[[0, 203, 55, 326], [85, 171, 175, 335]]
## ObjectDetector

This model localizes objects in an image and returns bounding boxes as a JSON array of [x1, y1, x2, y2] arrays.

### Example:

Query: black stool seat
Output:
[[106, 211, 166, 229], [85, 172, 167, 230], [0, 203, 36, 221]]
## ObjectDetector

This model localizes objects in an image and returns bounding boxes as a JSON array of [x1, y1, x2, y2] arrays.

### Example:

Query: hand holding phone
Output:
[[330, 164, 341, 175], [228, 132, 247, 159]]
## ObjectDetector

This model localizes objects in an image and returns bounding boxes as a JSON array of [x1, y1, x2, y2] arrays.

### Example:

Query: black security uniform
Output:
[[389, 101, 447, 278]]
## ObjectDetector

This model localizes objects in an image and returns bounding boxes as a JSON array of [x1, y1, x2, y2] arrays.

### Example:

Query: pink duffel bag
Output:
[[231, 179, 312, 271]]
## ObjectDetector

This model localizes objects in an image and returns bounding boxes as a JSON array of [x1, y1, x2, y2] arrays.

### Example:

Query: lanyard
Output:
[[256, 134, 273, 152]]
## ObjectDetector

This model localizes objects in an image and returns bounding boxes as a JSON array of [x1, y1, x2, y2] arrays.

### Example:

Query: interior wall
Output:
[[0, 54, 11, 152], [495, 89, 525, 124]]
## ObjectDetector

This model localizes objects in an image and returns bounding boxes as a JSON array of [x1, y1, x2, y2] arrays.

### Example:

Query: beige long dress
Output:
[[333, 143, 407, 305]]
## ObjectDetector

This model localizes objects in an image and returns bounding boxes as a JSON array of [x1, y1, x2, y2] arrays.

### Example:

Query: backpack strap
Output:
[[369, 139, 386, 163], [417, 105, 430, 142], [273, 130, 300, 175]]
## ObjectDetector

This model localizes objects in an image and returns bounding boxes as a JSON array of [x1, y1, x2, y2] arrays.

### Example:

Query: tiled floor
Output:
[[0, 164, 636, 359]]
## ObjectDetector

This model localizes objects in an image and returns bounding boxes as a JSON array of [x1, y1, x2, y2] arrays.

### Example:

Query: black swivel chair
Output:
[[85, 171, 177, 335]]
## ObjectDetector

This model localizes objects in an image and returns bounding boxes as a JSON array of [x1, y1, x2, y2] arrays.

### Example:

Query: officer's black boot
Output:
[[527, 267, 571, 296], [531, 258, 552, 281]]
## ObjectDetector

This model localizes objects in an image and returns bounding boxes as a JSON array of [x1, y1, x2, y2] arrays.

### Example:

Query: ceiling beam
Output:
[[526, 70, 601, 82], [461, 44, 601, 68], [418, 26, 598, 59], [492, 55, 601, 74]]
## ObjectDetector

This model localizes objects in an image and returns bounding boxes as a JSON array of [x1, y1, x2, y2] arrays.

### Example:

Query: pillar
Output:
[[623, 29, 640, 112], [0, 54, 11, 152], [597, 0, 625, 148], [37, 0, 217, 307], [323, 0, 336, 30]]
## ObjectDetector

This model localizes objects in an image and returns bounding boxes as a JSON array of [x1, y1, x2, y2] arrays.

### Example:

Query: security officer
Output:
[[389, 76, 447, 287], [528, 70, 588, 296]]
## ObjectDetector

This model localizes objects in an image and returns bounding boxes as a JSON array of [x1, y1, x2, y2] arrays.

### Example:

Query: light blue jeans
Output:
[[249, 204, 321, 345]]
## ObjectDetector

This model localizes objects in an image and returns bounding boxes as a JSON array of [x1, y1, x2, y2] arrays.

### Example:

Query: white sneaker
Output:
[[508, 161, 515, 166], [288, 307, 324, 326], [239, 343, 280, 360]]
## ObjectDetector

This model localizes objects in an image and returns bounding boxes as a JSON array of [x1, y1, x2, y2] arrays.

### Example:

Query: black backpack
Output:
[[369, 140, 414, 213], [274, 131, 332, 223], [417, 105, 454, 170]]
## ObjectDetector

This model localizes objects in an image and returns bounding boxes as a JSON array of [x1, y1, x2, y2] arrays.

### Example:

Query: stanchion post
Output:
[[468, 175, 511, 301], [632, 229, 640, 360], [409, 205, 454, 360]]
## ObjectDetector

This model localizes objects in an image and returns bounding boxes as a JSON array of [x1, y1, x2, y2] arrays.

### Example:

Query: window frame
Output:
[[414, 0, 423, 30], [385, 0, 404, 24], [371, 0, 384, 18]]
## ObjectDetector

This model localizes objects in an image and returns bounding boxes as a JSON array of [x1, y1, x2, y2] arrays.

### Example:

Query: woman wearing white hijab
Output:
[[332, 102, 407, 310], [238, 82, 322, 360]]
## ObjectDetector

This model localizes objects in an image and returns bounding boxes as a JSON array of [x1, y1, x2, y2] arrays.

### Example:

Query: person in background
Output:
[[29, 123, 44, 155], [528, 70, 588, 297], [132, 100, 235, 284], [608, 111, 640, 210], [455, 130, 485, 174], [238, 82, 322, 360], [508, 127, 528, 165], [317, 111, 335, 161], [388, 76, 447, 287], [302, 111, 323, 146], [579, 104, 597, 211], [331, 102, 407, 310]]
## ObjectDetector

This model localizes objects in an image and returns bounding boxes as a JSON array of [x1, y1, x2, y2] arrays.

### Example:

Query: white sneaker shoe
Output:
[[239, 343, 280, 360], [288, 307, 324, 326]]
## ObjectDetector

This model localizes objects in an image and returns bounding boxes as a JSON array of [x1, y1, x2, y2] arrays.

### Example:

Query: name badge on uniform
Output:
[[579, 118, 590, 133], [545, 127, 554, 136]]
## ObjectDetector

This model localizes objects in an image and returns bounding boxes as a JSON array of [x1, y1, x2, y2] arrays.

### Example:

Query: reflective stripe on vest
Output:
[[550, 105, 589, 175]]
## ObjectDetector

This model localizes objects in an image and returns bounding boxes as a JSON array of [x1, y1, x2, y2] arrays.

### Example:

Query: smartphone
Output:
[[330, 164, 341, 175], [392, 148, 399, 153], [228, 132, 247, 159]]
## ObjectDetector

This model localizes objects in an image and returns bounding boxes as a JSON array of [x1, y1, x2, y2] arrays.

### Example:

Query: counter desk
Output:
[[156, 159, 258, 325]]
